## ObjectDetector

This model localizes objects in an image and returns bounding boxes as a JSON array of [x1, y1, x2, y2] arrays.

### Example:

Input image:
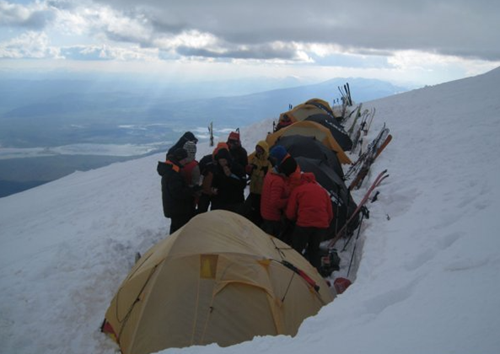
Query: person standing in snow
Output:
[[285, 172, 333, 271], [197, 142, 228, 214], [210, 146, 246, 213], [278, 149, 302, 193], [157, 148, 199, 234], [226, 131, 248, 171], [245, 140, 272, 225], [260, 145, 297, 239]]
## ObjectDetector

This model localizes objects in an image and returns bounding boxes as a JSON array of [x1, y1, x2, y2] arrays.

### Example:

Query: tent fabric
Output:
[[304, 114, 353, 152], [266, 120, 352, 164], [294, 157, 359, 237], [305, 98, 336, 117], [276, 102, 352, 151], [103, 210, 334, 354], [278, 103, 326, 124], [274, 135, 344, 179]]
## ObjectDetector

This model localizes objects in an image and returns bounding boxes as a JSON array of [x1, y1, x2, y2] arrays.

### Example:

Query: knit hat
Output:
[[228, 131, 240, 143], [183, 141, 197, 162], [172, 148, 188, 161], [269, 145, 287, 166]]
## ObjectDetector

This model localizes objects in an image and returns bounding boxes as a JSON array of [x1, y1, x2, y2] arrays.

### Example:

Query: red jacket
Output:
[[260, 168, 290, 221], [181, 160, 200, 186], [286, 173, 333, 228]]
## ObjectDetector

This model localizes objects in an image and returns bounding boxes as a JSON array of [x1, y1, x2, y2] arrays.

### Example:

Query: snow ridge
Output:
[[1, 68, 500, 354]]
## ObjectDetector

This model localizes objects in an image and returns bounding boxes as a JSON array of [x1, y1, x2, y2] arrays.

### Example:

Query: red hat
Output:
[[228, 131, 240, 142]]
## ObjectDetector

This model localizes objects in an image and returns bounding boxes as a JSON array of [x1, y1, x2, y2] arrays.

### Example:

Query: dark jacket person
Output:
[[227, 131, 248, 171], [157, 148, 197, 234], [211, 147, 246, 213]]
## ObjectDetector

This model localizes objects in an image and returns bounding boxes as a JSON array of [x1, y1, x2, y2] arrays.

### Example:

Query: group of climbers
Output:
[[158, 131, 248, 232], [157, 130, 334, 272]]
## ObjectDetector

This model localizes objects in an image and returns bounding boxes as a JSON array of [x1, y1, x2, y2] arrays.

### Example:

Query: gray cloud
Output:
[[176, 43, 301, 61], [2, 0, 499, 64], [90, 0, 500, 61]]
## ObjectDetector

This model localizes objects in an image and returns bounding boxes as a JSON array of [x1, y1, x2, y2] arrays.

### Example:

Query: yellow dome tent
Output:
[[102, 210, 334, 354], [266, 120, 352, 164]]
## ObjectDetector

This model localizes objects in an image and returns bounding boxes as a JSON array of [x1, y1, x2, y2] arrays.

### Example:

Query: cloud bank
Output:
[[1, 0, 499, 85]]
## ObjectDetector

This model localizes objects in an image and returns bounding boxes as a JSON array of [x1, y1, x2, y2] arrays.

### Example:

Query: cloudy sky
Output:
[[1, 0, 499, 86]]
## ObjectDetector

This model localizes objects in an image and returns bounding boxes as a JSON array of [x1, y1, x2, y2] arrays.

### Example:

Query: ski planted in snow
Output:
[[347, 103, 363, 136], [349, 108, 372, 154], [364, 108, 376, 136], [374, 133, 392, 160], [345, 124, 390, 189], [327, 169, 389, 250], [349, 132, 392, 190]]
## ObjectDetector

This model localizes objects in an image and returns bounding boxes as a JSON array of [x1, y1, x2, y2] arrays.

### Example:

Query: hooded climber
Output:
[[157, 148, 198, 234], [285, 172, 333, 270], [166, 132, 198, 160], [226, 131, 248, 171], [245, 140, 272, 225]]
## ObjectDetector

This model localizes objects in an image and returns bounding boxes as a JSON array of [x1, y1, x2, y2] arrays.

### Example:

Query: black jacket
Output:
[[199, 154, 215, 177], [211, 159, 246, 210], [157, 161, 195, 218], [229, 146, 248, 171]]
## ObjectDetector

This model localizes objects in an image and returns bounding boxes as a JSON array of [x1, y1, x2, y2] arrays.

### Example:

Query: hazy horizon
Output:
[[0, 74, 409, 197]]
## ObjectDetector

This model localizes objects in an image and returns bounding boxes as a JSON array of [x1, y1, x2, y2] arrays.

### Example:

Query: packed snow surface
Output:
[[1, 68, 500, 354]]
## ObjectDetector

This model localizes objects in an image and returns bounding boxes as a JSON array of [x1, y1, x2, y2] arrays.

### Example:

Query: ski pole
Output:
[[342, 206, 368, 252], [346, 231, 359, 277]]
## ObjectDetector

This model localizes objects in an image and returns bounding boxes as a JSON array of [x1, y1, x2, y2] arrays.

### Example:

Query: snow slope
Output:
[[1, 67, 500, 354]]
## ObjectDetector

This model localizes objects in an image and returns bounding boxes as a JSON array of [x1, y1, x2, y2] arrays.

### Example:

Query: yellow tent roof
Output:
[[103, 210, 334, 354], [266, 121, 352, 164], [279, 103, 326, 124], [305, 98, 335, 116]]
